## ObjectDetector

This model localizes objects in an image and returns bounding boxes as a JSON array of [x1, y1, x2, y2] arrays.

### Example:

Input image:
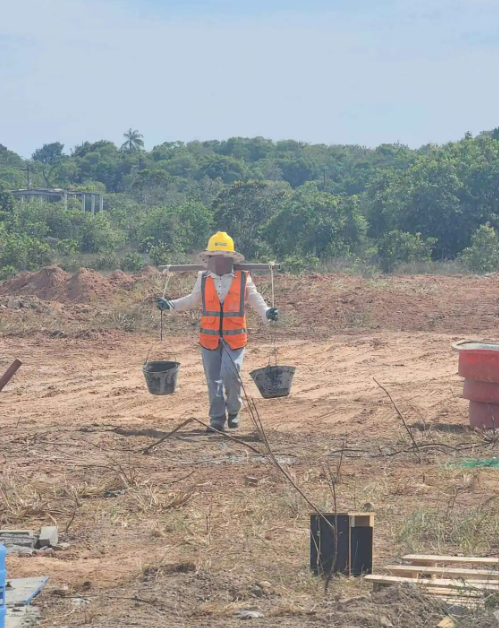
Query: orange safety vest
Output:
[[199, 271, 248, 350]]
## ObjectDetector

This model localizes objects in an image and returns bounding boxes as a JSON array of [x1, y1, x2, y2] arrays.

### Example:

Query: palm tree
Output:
[[121, 129, 144, 152]]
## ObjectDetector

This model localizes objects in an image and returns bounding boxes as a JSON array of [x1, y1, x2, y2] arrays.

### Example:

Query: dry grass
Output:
[[396, 500, 499, 555]]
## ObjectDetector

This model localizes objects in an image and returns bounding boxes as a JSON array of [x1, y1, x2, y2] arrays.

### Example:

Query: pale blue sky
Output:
[[1, 0, 499, 157]]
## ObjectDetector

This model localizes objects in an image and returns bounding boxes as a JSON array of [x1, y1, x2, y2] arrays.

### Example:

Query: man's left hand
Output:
[[266, 307, 279, 322]]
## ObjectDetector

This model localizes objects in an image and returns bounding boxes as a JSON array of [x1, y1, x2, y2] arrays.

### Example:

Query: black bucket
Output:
[[143, 361, 180, 395], [250, 365, 296, 399]]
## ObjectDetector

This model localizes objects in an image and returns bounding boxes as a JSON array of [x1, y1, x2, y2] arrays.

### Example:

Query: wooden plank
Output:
[[402, 555, 499, 567], [437, 619, 455, 628], [6, 577, 49, 607], [424, 587, 483, 598], [350, 514, 375, 527], [386, 565, 499, 580], [365, 574, 499, 591]]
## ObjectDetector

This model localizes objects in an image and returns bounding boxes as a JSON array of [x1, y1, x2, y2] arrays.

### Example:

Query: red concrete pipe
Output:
[[456, 342, 499, 383], [463, 379, 499, 404], [454, 342, 499, 429], [469, 401, 499, 430]]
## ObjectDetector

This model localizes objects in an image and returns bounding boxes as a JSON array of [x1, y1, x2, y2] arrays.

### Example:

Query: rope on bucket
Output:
[[146, 270, 175, 363], [268, 261, 279, 367], [160, 270, 173, 342]]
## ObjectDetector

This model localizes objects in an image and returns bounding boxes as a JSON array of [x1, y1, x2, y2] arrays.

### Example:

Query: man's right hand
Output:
[[156, 297, 174, 311]]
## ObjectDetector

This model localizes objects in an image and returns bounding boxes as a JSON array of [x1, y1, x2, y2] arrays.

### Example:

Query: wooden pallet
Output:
[[366, 554, 499, 606], [365, 574, 499, 592], [402, 554, 499, 567], [386, 564, 499, 580]]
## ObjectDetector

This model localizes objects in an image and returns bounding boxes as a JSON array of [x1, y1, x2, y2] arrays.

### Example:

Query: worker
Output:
[[156, 232, 278, 433]]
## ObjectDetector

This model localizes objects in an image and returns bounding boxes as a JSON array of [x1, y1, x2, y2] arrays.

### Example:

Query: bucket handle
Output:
[[144, 342, 177, 366]]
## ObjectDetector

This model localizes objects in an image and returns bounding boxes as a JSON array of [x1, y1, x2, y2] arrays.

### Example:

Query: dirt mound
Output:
[[0, 266, 70, 301], [0, 266, 136, 304], [137, 265, 160, 277], [109, 269, 133, 285], [0, 294, 55, 313], [66, 268, 114, 303], [266, 272, 499, 336]]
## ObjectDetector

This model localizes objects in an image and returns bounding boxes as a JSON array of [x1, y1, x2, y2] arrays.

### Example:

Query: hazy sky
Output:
[[1, 0, 498, 157]]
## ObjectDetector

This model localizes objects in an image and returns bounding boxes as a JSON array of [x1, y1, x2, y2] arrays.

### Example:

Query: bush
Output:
[[0, 233, 54, 270], [377, 230, 436, 272], [137, 202, 213, 253], [92, 252, 120, 271], [149, 242, 171, 267], [459, 224, 499, 273], [0, 265, 16, 280], [282, 255, 319, 274], [120, 251, 145, 272]]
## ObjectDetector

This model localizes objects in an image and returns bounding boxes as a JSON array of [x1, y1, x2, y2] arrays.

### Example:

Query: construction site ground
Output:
[[2, 267, 499, 627]]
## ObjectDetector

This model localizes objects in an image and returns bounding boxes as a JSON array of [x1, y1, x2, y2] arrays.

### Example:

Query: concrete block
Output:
[[36, 527, 58, 549], [0, 531, 35, 549]]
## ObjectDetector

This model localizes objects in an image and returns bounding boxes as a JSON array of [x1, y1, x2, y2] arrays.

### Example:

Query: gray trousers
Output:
[[201, 344, 245, 428]]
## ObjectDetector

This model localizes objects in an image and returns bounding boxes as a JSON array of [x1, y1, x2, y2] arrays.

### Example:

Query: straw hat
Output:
[[197, 231, 245, 265]]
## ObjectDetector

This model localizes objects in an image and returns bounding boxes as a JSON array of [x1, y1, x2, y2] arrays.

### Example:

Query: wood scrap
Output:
[[437, 618, 455, 628], [386, 564, 499, 580], [365, 574, 499, 591], [402, 554, 499, 567]]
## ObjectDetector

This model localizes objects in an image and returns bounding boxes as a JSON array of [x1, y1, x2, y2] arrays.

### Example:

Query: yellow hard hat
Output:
[[207, 231, 235, 253], [198, 231, 245, 265]]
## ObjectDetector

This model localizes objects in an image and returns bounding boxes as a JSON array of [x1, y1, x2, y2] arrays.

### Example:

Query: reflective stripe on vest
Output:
[[199, 271, 248, 350]]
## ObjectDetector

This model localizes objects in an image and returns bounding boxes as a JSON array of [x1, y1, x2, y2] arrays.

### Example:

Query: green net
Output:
[[452, 458, 499, 468]]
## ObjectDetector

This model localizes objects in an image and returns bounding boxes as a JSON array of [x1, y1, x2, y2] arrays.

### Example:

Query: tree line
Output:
[[1, 127, 499, 278]]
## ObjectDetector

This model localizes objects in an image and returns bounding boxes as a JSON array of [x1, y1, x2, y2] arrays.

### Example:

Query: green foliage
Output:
[[138, 202, 213, 253], [2, 129, 499, 277], [92, 251, 120, 271], [213, 181, 289, 259], [0, 265, 16, 280], [282, 255, 320, 274], [459, 224, 499, 273], [0, 231, 54, 271], [148, 242, 171, 267], [266, 183, 366, 259], [377, 230, 436, 272], [121, 129, 144, 152], [32, 142, 66, 187], [120, 251, 145, 272], [32, 142, 64, 165], [0, 182, 14, 214]]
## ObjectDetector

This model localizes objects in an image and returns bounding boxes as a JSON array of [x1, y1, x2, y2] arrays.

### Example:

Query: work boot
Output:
[[206, 417, 226, 434], [228, 414, 240, 429], [206, 425, 225, 434]]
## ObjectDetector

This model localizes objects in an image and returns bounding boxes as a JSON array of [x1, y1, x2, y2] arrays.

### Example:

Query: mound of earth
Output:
[[0, 266, 70, 301], [66, 268, 115, 303], [0, 266, 141, 304], [0, 294, 55, 313]]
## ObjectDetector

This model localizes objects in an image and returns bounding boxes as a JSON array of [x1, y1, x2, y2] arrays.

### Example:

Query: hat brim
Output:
[[198, 250, 245, 265]]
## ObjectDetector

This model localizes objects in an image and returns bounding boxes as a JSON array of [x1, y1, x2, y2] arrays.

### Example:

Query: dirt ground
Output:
[[2, 270, 499, 627]]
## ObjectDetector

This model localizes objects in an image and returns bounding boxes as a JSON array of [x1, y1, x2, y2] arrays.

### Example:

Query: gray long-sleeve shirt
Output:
[[171, 271, 270, 323]]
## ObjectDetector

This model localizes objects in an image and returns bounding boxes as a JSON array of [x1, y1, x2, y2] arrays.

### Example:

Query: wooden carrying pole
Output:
[[0, 359, 22, 393], [159, 263, 281, 273]]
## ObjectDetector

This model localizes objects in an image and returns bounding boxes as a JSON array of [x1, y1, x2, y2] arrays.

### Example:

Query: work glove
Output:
[[266, 307, 279, 322], [156, 297, 174, 311]]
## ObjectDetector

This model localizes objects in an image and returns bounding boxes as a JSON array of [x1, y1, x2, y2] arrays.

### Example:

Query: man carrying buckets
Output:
[[156, 232, 279, 433]]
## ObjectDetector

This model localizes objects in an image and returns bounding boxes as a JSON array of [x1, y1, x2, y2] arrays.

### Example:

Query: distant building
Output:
[[9, 188, 104, 214]]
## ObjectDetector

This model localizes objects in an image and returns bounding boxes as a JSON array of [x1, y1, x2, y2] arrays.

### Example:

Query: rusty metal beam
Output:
[[159, 263, 281, 273], [0, 359, 22, 393]]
